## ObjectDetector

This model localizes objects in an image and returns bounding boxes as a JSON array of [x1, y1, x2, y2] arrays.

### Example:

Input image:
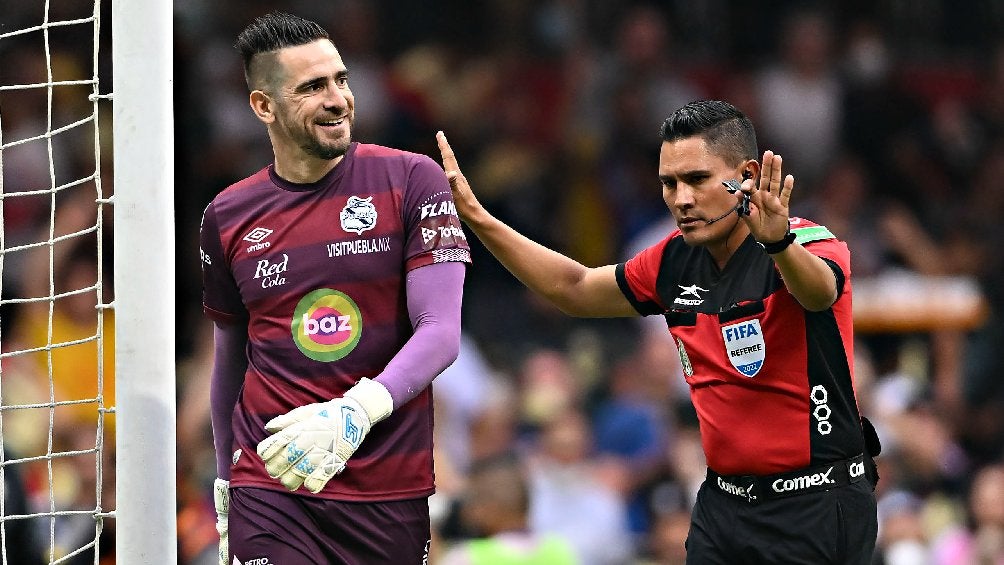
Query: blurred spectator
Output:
[[931, 464, 1004, 564], [753, 7, 843, 190], [10, 187, 115, 432], [527, 409, 634, 565], [876, 490, 932, 565], [438, 454, 579, 565]]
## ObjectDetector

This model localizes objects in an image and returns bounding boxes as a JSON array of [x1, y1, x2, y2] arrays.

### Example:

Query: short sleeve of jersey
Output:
[[617, 234, 672, 316], [199, 202, 248, 324], [793, 220, 851, 294], [400, 154, 472, 271]]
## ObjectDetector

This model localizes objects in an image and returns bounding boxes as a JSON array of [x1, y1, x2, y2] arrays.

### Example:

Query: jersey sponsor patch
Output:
[[721, 319, 765, 377], [418, 216, 467, 251], [675, 336, 694, 377], [291, 288, 363, 362], [340, 196, 378, 235]]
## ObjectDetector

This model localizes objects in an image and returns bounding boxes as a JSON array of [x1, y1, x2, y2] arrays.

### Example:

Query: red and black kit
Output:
[[618, 218, 878, 563], [617, 218, 863, 476]]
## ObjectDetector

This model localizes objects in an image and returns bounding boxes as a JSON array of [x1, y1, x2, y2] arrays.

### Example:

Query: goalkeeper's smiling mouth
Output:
[[316, 115, 348, 130]]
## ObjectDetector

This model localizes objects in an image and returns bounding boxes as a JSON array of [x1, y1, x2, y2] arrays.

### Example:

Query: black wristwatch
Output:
[[758, 226, 796, 254]]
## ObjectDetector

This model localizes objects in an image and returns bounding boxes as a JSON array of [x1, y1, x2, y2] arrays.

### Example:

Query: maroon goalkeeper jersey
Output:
[[616, 218, 863, 476], [200, 142, 471, 501]]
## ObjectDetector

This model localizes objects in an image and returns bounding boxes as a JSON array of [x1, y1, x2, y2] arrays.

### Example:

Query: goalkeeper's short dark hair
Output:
[[660, 100, 759, 167], [235, 11, 330, 90]]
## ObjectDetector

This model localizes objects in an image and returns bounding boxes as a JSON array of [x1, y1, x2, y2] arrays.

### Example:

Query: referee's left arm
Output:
[[770, 244, 839, 311]]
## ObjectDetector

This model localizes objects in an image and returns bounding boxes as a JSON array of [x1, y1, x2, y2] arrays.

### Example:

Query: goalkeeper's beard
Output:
[[301, 129, 351, 160]]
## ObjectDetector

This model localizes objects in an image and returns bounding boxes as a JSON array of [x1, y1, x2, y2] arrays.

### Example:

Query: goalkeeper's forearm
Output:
[[210, 322, 249, 479], [373, 261, 465, 408]]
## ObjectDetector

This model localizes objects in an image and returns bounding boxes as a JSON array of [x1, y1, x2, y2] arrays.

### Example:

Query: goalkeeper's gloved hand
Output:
[[255, 377, 393, 493], [213, 478, 230, 565]]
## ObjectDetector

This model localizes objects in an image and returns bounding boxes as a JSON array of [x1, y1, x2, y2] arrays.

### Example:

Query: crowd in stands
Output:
[[2, 1, 1003, 563]]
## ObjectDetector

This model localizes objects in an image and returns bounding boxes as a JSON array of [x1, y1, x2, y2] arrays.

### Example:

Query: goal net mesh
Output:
[[0, 2, 112, 563]]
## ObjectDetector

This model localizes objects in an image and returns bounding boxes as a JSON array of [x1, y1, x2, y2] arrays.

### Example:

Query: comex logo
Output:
[[243, 227, 273, 253], [717, 476, 756, 502], [849, 460, 865, 478], [771, 466, 835, 493], [674, 284, 709, 307]]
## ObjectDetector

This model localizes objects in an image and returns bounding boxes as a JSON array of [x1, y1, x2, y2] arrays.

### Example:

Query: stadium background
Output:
[[2, 0, 1002, 563], [175, 1, 1004, 563]]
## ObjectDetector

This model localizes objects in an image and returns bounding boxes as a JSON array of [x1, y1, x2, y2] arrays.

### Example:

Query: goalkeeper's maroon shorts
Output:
[[228, 486, 431, 564]]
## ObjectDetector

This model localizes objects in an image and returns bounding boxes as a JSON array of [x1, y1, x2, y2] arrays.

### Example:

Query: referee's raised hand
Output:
[[436, 130, 485, 225], [743, 149, 794, 245]]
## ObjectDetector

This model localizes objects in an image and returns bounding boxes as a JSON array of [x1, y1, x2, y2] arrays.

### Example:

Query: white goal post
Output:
[[111, 0, 177, 563], [1, 0, 175, 563]]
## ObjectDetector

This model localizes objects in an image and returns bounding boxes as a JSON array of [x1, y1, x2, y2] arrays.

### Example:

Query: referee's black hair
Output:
[[660, 100, 759, 166], [235, 11, 330, 89]]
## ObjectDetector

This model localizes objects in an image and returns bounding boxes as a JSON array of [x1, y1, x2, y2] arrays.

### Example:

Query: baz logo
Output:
[[721, 319, 765, 377], [291, 289, 363, 362], [243, 227, 273, 253], [674, 284, 709, 307], [340, 196, 377, 234]]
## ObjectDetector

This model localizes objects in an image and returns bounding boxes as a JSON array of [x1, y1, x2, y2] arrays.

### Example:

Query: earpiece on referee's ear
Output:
[[742, 170, 752, 180]]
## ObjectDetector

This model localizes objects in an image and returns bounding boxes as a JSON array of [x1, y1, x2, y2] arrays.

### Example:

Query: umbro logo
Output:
[[243, 227, 273, 243], [243, 227, 273, 253]]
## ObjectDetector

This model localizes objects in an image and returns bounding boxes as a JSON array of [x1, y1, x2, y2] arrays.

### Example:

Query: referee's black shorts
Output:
[[685, 468, 877, 564]]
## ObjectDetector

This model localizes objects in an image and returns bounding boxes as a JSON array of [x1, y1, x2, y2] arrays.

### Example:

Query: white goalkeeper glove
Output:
[[213, 478, 230, 565], [255, 377, 393, 493]]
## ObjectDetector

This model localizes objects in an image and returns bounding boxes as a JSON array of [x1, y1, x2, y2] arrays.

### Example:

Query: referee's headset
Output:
[[705, 169, 753, 225]]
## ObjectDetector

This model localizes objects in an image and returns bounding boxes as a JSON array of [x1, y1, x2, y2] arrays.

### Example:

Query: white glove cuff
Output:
[[344, 377, 393, 424], [214, 478, 230, 515]]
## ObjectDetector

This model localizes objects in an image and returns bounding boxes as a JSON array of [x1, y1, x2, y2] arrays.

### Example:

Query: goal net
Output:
[[0, 1, 176, 563]]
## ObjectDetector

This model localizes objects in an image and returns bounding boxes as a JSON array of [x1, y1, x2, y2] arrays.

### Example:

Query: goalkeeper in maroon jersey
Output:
[[199, 11, 470, 565], [438, 99, 880, 564]]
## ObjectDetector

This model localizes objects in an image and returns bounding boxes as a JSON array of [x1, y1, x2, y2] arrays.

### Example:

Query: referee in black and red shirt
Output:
[[438, 99, 879, 564]]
